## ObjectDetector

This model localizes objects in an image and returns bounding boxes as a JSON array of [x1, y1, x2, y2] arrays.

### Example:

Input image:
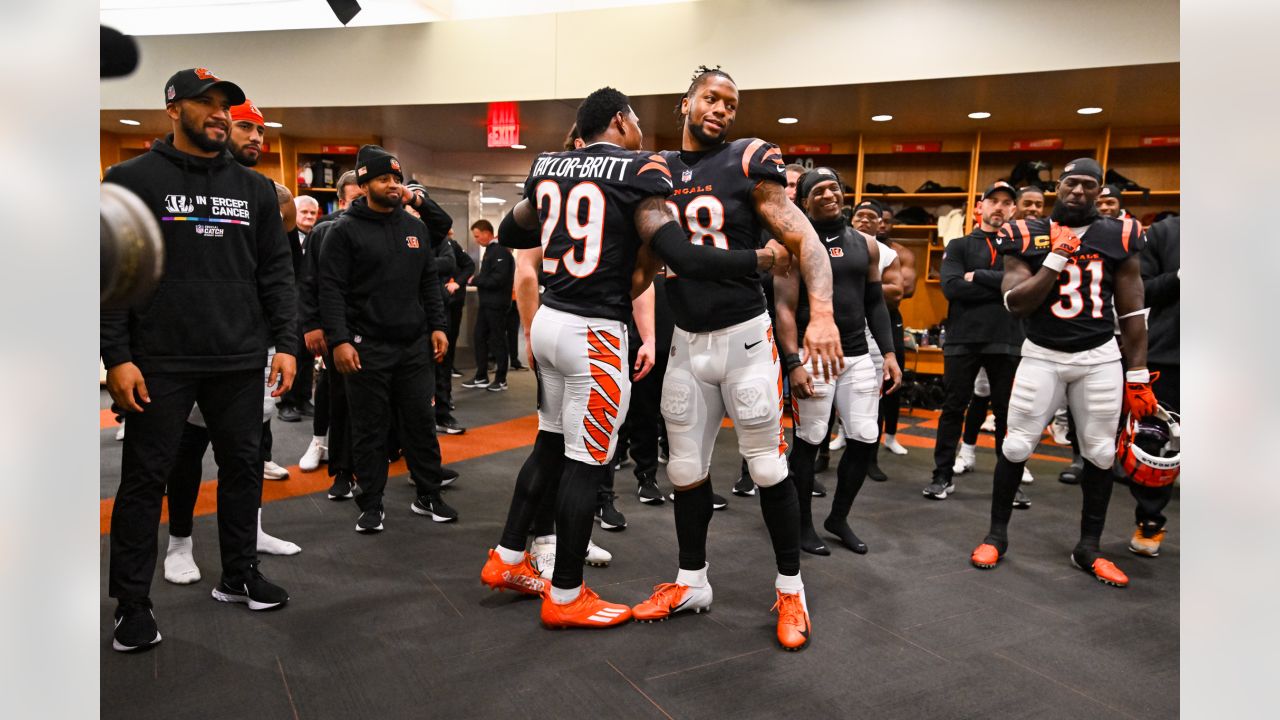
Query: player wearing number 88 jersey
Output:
[[972, 157, 1151, 589]]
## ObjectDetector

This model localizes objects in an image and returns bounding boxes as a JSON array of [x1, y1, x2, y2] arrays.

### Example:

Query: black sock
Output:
[[1077, 459, 1114, 553], [758, 478, 801, 575], [788, 437, 821, 528], [551, 460, 607, 591], [986, 455, 1024, 554], [498, 431, 564, 551], [674, 479, 715, 571], [823, 440, 871, 552]]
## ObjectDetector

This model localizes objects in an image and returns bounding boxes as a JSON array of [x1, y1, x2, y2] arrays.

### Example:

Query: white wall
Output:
[[101, 0, 1178, 110]]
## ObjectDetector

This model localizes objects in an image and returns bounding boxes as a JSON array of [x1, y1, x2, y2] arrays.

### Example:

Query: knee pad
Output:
[[666, 456, 704, 488], [1001, 430, 1036, 463], [846, 417, 879, 445], [792, 393, 831, 445], [748, 453, 789, 488]]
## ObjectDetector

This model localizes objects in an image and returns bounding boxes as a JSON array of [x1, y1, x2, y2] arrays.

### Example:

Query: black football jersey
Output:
[[523, 143, 673, 322], [997, 216, 1146, 352], [796, 219, 870, 356], [661, 138, 786, 332]]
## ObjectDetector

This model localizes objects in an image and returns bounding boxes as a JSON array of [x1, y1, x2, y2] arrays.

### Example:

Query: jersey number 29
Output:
[[536, 180, 604, 277]]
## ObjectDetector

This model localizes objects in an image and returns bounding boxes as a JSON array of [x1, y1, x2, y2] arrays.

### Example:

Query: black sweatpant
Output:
[[313, 365, 331, 437], [934, 351, 1017, 479], [167, 420, 272, 537], [962, 393, 992, 446], [1128, 363, 1179, 528], [879, 307, 906, 435], [344, 337, 444, 511], [320, 353, 352, 478], [110, 369, 263, 602], [433, 351, 454, 420], [618, 341, 668, 484], [444, 300, 464, 374], [281, 341, 313, 410], [472, 304, 509, 383], [505, 303, 522, 366]]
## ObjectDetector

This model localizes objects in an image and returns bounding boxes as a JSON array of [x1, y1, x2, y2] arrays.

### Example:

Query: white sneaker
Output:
[[883, 435, 908, 455], [1049, 418, 1070, 445], [585, 540, 612, 567], [299, 437, 326, 472], [1022, 467, 1034, 484], [953, 446, 976, 475], [263, 460, 290, 480], [828, 421, 846, 451], [163, 536, 201, 585], [980, 414, 997, 433], [115, 422, 125, 441]]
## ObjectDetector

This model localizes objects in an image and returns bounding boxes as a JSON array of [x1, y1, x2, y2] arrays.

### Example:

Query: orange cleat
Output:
[[1071, 554, 1130, 588], [480, 549, 548, 596], [970, 543, 1002, 569], [772, 590, 810, 651], [631, 582, 713, 622], [540, 586, 631, 629], [1129, 525, 1167, 557]]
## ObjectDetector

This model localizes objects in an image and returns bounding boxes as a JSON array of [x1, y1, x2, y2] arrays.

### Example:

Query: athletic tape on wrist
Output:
[[1125, 368, 1150, 384], [1003, 290, 1015, 312], [1041, 252, 1068, 273]]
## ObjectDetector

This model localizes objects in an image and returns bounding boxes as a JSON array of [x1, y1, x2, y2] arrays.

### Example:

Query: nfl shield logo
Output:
[[681, 169, 692, 183]]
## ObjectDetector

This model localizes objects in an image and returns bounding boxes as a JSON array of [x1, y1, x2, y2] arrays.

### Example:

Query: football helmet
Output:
[[1115, 405, 1180, 488]]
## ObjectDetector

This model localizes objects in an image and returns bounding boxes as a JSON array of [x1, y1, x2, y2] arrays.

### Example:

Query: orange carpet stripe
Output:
[[101, 409, 120, 429], [100, 414, 541, 535]]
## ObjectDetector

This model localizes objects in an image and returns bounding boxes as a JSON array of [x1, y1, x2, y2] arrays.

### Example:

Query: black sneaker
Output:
[[211, 564, 290, 611], [511, 362, 528, 371], [712, 493, 728, 510], [435, 417, 466, 435], [811, 478, 828, 497], [461, 376, 490, 389], [412, 494, 458, 522], [732, 473, 756, 497], [637, 475, 664, 504], [1059, 458, 1082, 484], [356, 509, 385, 533], [327, 474, 354, 501], [923, 475, 955, 500], [112, 600, 161, 652], [1013, 488, 1032, 509], [867, 461, 888, 482], [441, 466, 459, 487], [276, 405, 302, 423], [486, 381, 509, 393], [449, 368, 463, 378], [596, 494, 627, 530], [299, 400, 316, 417]]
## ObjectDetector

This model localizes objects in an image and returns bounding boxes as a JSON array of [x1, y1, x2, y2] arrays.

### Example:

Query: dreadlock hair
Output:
[[674, 64, 736, 126]]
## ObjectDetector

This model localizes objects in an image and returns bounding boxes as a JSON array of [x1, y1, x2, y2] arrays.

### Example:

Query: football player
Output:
[[970, 158, 1155, 588], [629, 66, 842, 652]]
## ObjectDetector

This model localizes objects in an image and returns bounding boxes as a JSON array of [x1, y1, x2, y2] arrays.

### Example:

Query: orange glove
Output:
[[1049, 223, 1080, 256], [1123, 369, 1160, 418]]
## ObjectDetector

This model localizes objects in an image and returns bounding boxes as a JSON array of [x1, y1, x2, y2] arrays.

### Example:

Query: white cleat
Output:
[[585, 540, 612, 567], [953, 447, 976, 475], [298, 437, 327, 472], [1021, 467, 1034, 484], [980, 414, 997, 433], [1049, 419, 1071, 445], [883, 435, 908, 455], [828, 421, 846, 450], [263, 461, 290, 481]]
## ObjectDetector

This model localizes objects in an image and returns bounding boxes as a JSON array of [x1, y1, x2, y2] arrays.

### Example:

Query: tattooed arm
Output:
[[752, 181, 844, 380]]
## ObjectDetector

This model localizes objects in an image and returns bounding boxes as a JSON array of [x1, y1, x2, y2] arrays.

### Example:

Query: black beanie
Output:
[[1059, 157, 1103, 183], [853, 198, 885, 216], [355, 144, 403, 185], [798, 167, 843, 201]]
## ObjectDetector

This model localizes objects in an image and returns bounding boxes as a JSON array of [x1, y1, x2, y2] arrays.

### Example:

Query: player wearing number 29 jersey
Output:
[[971, 157, 1154, 591]]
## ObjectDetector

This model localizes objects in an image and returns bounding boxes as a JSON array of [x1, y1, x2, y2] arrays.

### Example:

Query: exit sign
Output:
[[487, 102, 521, 148]]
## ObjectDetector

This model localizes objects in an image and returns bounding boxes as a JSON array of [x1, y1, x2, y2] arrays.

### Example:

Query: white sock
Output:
[[960, 443, 976, 454], [312, 434, 325, 444], [496, 545, 525, 565], [257, 509, 301, 555], [164, 535, 200, 584], [532, 534, 556, 547], [550, 584, 582, 605], [775, 572, 808, 613], [676, 563, 709, 587]]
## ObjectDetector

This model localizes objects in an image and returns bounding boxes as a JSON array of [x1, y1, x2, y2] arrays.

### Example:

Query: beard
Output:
[[368, 186, 403, 208], [1050, 200, 1099, 227], [179, 109, 228, 154], [687, 116, 729, 147], [230, 145, 259, 167]]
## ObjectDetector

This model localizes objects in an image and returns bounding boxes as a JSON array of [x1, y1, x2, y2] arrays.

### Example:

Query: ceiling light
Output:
[[1076, 107, 1103, 115], [264, 121, 283, 128], [968, 111, 991, 119], [480, 196, 506, 204], [777, 117, 798, 125], [510, 144, 527, 149], [871, 114, 893, 122], [118, 119, 140, 126]]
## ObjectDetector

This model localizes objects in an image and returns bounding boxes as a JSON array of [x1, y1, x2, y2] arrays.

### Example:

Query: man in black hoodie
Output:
[[925, 182, 1026, 505], [319, 145, 456, 533], [101, 68, 297, 653]]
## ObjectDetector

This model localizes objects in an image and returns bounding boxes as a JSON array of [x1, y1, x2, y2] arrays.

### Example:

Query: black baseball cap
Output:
[[164, 67, 245, 106], [980, 180, 1017, 201]]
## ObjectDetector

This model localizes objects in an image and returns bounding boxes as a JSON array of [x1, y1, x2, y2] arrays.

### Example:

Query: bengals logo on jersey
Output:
[[406, 236, 420, 249], [829, 247, 844, 257]]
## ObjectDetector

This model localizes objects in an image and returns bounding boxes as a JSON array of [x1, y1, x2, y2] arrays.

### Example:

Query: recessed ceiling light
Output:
[[510, 144, 527, 149], [871, 114, 893, 122], [264, 121, 283, 128], [480, 196, 506, 204], [118, 119, 140, 126], [1076, 107, 1103, 115], [968, 111, 991, 119], [777, 117, 798, 125]]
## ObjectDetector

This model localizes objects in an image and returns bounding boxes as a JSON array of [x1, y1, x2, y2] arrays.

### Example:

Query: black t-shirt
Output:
[[997, 216, 1146, 352], [796, 219, 870, 357], [661, 138, 786, 332], [523, 142, 673, 323]]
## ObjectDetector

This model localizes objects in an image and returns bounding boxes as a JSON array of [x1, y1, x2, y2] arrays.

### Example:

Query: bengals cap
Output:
[[164, 67, 246, 106]]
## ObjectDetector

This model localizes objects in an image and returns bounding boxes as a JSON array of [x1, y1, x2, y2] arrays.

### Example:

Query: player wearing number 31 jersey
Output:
[[970, 157, 1155, 589], [481, 87, 777, 630]]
